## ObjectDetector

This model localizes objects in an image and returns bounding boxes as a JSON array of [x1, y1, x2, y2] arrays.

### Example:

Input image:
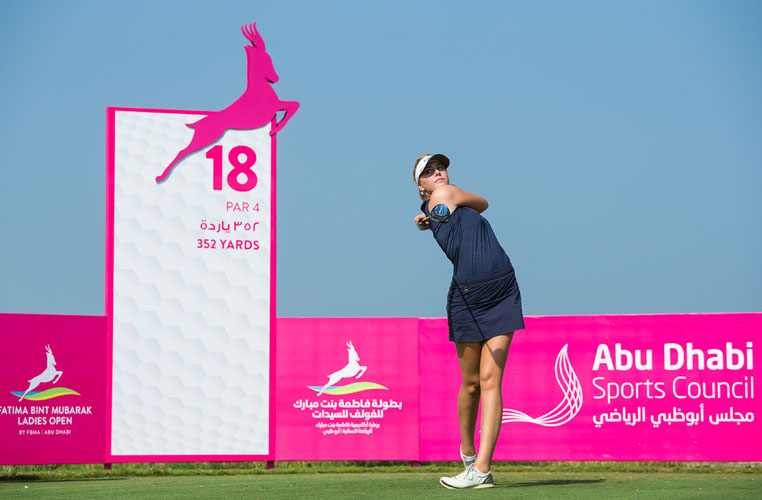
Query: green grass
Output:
[[2, 461, 761, 481], [1, 471, 760, 499]]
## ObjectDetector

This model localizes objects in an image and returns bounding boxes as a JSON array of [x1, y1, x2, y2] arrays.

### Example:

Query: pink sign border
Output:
[[105, 107, 276, 462], [0, 313, 108, 465]]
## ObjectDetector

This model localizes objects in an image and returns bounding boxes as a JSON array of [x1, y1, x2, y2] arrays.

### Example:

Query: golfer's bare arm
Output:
[[430, 185, 488, 214]]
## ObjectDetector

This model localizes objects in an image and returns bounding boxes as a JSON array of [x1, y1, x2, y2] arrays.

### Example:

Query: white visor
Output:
[[414, 155, 433, 183]]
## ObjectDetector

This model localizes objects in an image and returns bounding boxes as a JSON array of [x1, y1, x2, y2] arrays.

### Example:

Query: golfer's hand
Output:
[[414, 213, 430, 230]]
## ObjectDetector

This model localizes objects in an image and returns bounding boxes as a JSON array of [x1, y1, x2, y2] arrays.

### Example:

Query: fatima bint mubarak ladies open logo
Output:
[[11, 345, 80, 402], [309, 341, 388, 396], [502, 344, 582, 426]]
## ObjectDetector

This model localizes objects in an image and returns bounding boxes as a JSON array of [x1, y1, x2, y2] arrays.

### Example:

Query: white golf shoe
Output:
[[439, 465, 494, 489]]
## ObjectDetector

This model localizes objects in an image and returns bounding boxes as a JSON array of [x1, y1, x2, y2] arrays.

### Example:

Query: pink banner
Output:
[[2, 313, 759, 464], [420, 314, 762, 461], [275, 318, 419, 460], [0, 314, 107, 465]]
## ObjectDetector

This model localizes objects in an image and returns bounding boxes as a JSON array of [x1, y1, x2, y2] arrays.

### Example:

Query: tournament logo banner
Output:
[[276, 318, 420, 460], [106, 23, 297, 460]]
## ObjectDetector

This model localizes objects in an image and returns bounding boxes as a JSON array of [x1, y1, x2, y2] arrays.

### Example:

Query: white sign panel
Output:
[[107, 108, 274, 458]]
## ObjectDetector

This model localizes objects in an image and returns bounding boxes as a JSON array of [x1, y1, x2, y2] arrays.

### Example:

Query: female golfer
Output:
[[413, 153, 524, 489]]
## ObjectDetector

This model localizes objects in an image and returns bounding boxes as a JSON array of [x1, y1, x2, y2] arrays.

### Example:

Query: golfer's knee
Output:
[[479, 370, 502, 393], [461, 375, 480, 396]]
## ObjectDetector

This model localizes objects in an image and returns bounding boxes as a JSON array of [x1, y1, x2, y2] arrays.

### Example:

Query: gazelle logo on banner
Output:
[[502, 344, 583, 426], [107, 22, 297, 459], [11, 345, 79, 402], [309, 341, 388, 396]]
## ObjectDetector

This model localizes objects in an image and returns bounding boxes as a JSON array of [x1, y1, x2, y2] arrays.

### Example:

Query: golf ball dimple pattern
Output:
[[112, 111, 271, 455]]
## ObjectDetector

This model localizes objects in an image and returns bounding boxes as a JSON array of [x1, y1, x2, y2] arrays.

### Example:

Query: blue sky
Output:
[[1, 0, 760, 318]]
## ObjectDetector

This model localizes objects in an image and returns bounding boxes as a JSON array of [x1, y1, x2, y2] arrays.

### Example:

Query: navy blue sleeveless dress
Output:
[[422, 200, 524, 342]]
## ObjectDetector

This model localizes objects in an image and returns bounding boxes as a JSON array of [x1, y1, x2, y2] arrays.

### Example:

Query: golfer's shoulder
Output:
[[430, 185, 460, 204]]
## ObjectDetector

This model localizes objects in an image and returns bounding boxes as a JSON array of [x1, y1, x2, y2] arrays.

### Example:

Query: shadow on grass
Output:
[[507, 479, 605, 488], [1, 477, 129, 483]]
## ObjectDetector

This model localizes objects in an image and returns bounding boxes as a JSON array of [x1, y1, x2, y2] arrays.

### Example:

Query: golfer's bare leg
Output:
[[455, 341, 482, 457], [474, 332, 513, 473]]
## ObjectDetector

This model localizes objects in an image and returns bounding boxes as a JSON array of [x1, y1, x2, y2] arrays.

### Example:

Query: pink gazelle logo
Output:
[[156, 22, 299, 183]]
